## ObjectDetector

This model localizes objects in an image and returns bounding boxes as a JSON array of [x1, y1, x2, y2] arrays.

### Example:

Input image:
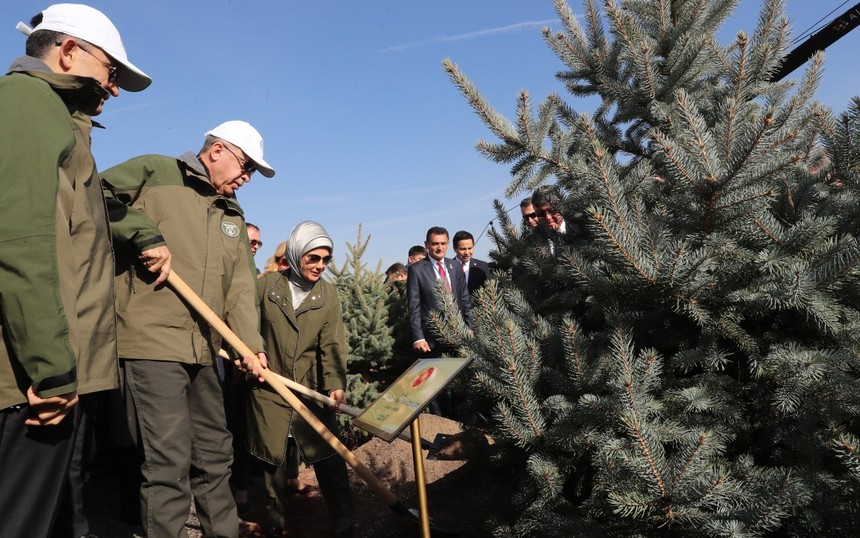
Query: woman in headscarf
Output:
[[245, 221, 353, 536]]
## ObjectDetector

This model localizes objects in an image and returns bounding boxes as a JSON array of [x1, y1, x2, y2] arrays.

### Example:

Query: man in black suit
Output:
[[452, 230, 491, 295], [532, 185, 586, 256], [407, 226, 471, 357]]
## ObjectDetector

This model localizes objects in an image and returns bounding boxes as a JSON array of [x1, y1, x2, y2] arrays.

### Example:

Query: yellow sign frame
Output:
[[353, 357, 471, 442]]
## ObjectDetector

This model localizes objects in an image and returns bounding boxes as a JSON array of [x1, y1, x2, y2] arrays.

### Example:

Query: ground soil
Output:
[[84, 414, 510, 537]]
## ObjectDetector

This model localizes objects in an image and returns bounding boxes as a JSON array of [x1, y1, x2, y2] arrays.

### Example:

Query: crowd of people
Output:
[[0, 4, 574, 538], [0, 4, 345, 538], [379, 187, 572, 415]]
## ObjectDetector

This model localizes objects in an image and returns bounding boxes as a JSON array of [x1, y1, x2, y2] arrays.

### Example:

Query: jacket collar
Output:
[[266, 271, 327, 322], [179, 150, 208, 177], [177, 151, 244, 215], [7, 55, 110, 117], [424, 256, 452, 271]]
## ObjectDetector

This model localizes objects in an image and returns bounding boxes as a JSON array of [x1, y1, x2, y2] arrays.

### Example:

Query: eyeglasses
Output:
[[249, 240, 263, 248], [73, 42, 118, 84], [222, 144, 256, 175], [304, 254, 333, 265], [522, 212, 538, 221]]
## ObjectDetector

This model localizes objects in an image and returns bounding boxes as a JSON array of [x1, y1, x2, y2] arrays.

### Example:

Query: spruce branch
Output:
[[496, 400, 542, 448], [752, 217, 782, 245], [652, 131, 703, 192], [591, 208, 656, 283], [582, 0, 608, 52], [619, 411, 668, 498], [749, 475, 790, 533], [833, 433, 860, 479], [747, 0, 790, 81], [674, 89, 723, 184], [443, 58, 519, 145], [561, 316, 588, 385], [718, 110, 777, 193], [712, 186, 774, 214], [604, 0, 658, 100], [813, 239, 860, 287]]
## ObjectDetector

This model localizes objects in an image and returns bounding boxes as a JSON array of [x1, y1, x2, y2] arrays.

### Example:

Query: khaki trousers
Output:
[[124, 359, 237, 538]]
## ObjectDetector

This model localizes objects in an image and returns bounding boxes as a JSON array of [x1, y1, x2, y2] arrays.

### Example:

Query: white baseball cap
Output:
[[205, 121, 276, 178], [16, 3, 151, 92]]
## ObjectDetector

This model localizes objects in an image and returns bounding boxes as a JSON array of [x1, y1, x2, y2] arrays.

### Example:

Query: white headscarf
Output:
[[285, 221, 333, 307]]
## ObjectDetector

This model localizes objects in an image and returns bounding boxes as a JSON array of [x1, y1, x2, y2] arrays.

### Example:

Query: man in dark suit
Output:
[[452, 230, 491, 295], [532, 185, 586, 257], [407, 226, 471, 357]]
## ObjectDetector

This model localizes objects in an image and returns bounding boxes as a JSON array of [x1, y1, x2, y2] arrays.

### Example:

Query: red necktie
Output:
[[438, 260, 451, 292]]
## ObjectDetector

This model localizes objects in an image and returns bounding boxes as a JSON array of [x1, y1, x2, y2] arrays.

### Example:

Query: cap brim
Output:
[[251, 157, 275, 178], [107, 54, 151, 92]]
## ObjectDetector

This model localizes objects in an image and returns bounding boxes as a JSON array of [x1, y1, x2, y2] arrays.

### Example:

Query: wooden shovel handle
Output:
[[218, 349, 416, 445], [167, 271, 398, 506], [216, 349, 364, 416]]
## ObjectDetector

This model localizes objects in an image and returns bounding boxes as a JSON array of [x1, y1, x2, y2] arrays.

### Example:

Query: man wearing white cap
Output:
[[0, 4, 150, 537], [101, 121, 274, 538]]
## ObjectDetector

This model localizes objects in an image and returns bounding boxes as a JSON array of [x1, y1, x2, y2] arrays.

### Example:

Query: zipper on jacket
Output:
[[129, 263, 136, 294]]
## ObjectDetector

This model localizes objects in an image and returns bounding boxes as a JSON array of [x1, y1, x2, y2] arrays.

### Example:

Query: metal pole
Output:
[[771, 2, 860, 82], [411, 417, 431, 538]]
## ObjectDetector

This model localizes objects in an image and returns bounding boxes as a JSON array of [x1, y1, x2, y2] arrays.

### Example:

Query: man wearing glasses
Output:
[[0, 4, 150, 536], [531, 185, 588, 257], [101, 121, 275, 537], [247, 222, 263, 258], [520, 197, 540, 230]]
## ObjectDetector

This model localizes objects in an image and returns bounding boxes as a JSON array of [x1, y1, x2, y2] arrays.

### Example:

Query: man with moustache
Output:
[[102, 120, 275, 537], [407, 226, 471, 357]]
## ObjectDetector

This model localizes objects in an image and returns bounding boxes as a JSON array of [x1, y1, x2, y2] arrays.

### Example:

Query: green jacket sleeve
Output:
[[101, 158, 166, 253], [0, 75, 78, 396]]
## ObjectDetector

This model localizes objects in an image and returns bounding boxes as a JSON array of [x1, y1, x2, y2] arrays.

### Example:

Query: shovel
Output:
[[167, 271, 453, 534]]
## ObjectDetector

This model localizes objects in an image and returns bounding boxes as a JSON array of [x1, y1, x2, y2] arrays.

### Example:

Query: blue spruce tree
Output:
[[443, 0, 860, 535], [328, 225, 387, 439]]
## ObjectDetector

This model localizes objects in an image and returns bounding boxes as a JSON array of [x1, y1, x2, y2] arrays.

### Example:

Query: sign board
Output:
[[353, 357, 471, 442]]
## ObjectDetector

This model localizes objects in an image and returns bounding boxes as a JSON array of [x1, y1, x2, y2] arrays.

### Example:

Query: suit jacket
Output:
[[407, 257, 471, 351], [546, 218, 586, 258], [458, 257, 491, 295]]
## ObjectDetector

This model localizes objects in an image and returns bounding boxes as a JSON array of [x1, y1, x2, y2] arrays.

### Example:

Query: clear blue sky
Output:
[[4, 1, 859, 271]]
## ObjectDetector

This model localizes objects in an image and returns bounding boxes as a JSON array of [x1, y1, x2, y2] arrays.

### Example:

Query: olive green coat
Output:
[[245, 270, 348, 464], [0, 57, 118, 409], [101, 153, 264, 364]]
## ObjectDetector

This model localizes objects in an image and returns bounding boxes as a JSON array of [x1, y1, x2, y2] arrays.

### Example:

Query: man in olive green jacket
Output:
[[0, 4, 150, 537], [102, 120, 274, 538]]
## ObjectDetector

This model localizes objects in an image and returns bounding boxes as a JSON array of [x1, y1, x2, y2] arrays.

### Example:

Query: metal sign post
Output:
[[411, 417, 432, 538]]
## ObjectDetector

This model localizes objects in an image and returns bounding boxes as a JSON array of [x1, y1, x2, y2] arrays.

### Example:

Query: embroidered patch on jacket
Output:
[[222, 221, 240, 238]]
